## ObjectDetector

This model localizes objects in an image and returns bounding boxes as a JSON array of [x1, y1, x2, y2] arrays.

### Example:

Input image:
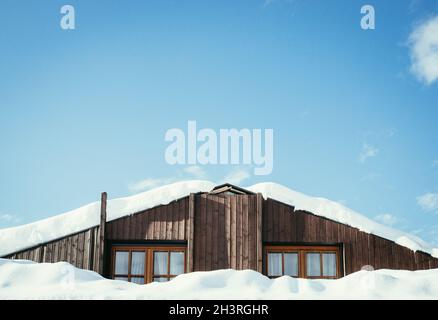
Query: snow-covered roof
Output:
[[0, 180, 437, 258]]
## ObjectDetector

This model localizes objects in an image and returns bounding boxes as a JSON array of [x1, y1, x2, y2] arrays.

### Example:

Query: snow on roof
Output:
[[0, 180, 437, 258], [247, 183, 438, 259]]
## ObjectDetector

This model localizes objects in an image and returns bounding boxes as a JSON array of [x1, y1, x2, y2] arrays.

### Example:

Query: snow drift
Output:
[[0, 258, 437, 300], [0, 180, 437, 258]]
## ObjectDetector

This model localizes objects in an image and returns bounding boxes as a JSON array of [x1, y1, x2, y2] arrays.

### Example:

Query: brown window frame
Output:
[[111, 245, 187, 284], [265, 245, 341, 279]]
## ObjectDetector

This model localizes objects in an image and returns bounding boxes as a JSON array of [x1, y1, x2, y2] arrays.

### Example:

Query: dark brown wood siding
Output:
[[105, 197, 190, 241], [3, 192, 437, 278], [192, 194, 263, 272], [4, 227, 99, 271], [263, 198, 438, 275]]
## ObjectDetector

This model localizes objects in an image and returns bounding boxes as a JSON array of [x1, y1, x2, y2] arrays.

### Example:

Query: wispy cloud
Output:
[[129, 166, 253, 193], [221, 168, 251, 185], [432, 160, 438, 168], [417, 193, 438, 214], [128, 178, 176, 192], [408, 15, 438, 85], [411, 224, 438, 246], [129, 166, 210, 192], [358, 143, 379, 163], [360, 128, 397, 139], [183, 166, 207, 179], [0, 213, 21, 225], [263, 0, 297, 9], [374, 213, 399, 227]]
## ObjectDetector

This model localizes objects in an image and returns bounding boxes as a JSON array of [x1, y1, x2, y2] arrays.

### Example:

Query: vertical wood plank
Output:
[[83, 229, 91, 269], [98, 192, 107, 274], [187, 194, 195, 273], [242, 195, 249, 269], [230, 195, 237, 269], [166, 202, 172, 240], [180, 198, 186, 240], [256, 193, 263, 273], [218, 195, 226, 269], [200, 195, 207, 271], [225, 195, 231, 268], [212, 196, 219, 270]]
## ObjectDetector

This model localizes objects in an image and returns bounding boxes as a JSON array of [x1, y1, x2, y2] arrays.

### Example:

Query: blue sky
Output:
[[1, 0, 438, 245]]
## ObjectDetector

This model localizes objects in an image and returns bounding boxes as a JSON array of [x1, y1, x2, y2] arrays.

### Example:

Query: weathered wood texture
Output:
[[105, 197, 190, 241], [3, 193, 438, 277], [192, 194, 262, 272], [98, 192, 107, 275], [263, 198, 438, 274], [4, 227, 100, 271]]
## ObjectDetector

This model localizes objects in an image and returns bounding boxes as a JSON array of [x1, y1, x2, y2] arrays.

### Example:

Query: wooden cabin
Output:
[[3, 183, 438, 284]]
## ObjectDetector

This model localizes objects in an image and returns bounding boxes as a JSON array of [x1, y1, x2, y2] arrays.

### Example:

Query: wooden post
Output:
[[98, 192, 107, 275], [187, 193, 196, 273], [256, 193, 263, 273]]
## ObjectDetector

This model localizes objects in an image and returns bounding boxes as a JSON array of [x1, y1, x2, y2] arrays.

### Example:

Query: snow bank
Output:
[[0, 259, 437, 300], [0, 180, 437, 258]]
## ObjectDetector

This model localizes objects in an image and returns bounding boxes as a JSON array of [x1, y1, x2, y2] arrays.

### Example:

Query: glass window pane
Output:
[[170, 252, 184, 275], [114, 276, 128, 282], [284, 253, 298, 277], [153, 277, 169, 283], [131, 252, 145, 275], [115, 251, 129, 274], [130, 277, 145, 285], [323, 253, 337, 277], [154, 252, 168, 275], [306, 253, 321, 277], [267, 253, 282, 277]]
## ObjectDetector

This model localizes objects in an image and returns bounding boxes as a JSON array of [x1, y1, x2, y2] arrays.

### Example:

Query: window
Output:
[[111, 246, 186, 284], [265, 246, 340, 279], [153, 251, 185, 282], [267, 252, 298, 277]]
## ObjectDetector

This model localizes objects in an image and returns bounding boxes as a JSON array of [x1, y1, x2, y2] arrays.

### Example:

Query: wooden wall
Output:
[[4, 227, 101, 272], [192, 194, 263, 272], [263, 198, 438, 274], [105, 197, 190, 241], [3, 192, 438, 277]]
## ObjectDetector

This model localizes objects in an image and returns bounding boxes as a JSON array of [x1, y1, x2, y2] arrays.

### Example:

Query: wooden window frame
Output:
[[111, 245, 187, 284], [265, 245, 341, 279]]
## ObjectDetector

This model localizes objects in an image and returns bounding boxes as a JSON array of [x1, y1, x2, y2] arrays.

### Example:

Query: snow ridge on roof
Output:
[[247, 183, 438, 259], [0, 180, 437, 258]]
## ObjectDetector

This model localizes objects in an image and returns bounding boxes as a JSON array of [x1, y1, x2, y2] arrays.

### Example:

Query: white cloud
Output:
[[374, 214, 399, 227], [128, 178, 176, 192], [361, 128, 397, 139], [129, 166, 252, 193], [411, 224, 438, 246], [408, 15, 438, 85], [221, 169, 251, 185], [0, 213, 21, 225], [183, 166, 207, 179], [358, 143, 379, 163], [417, 193, 438, 213], [129, 166, 208, 192], [0, 214, 14, 222]]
